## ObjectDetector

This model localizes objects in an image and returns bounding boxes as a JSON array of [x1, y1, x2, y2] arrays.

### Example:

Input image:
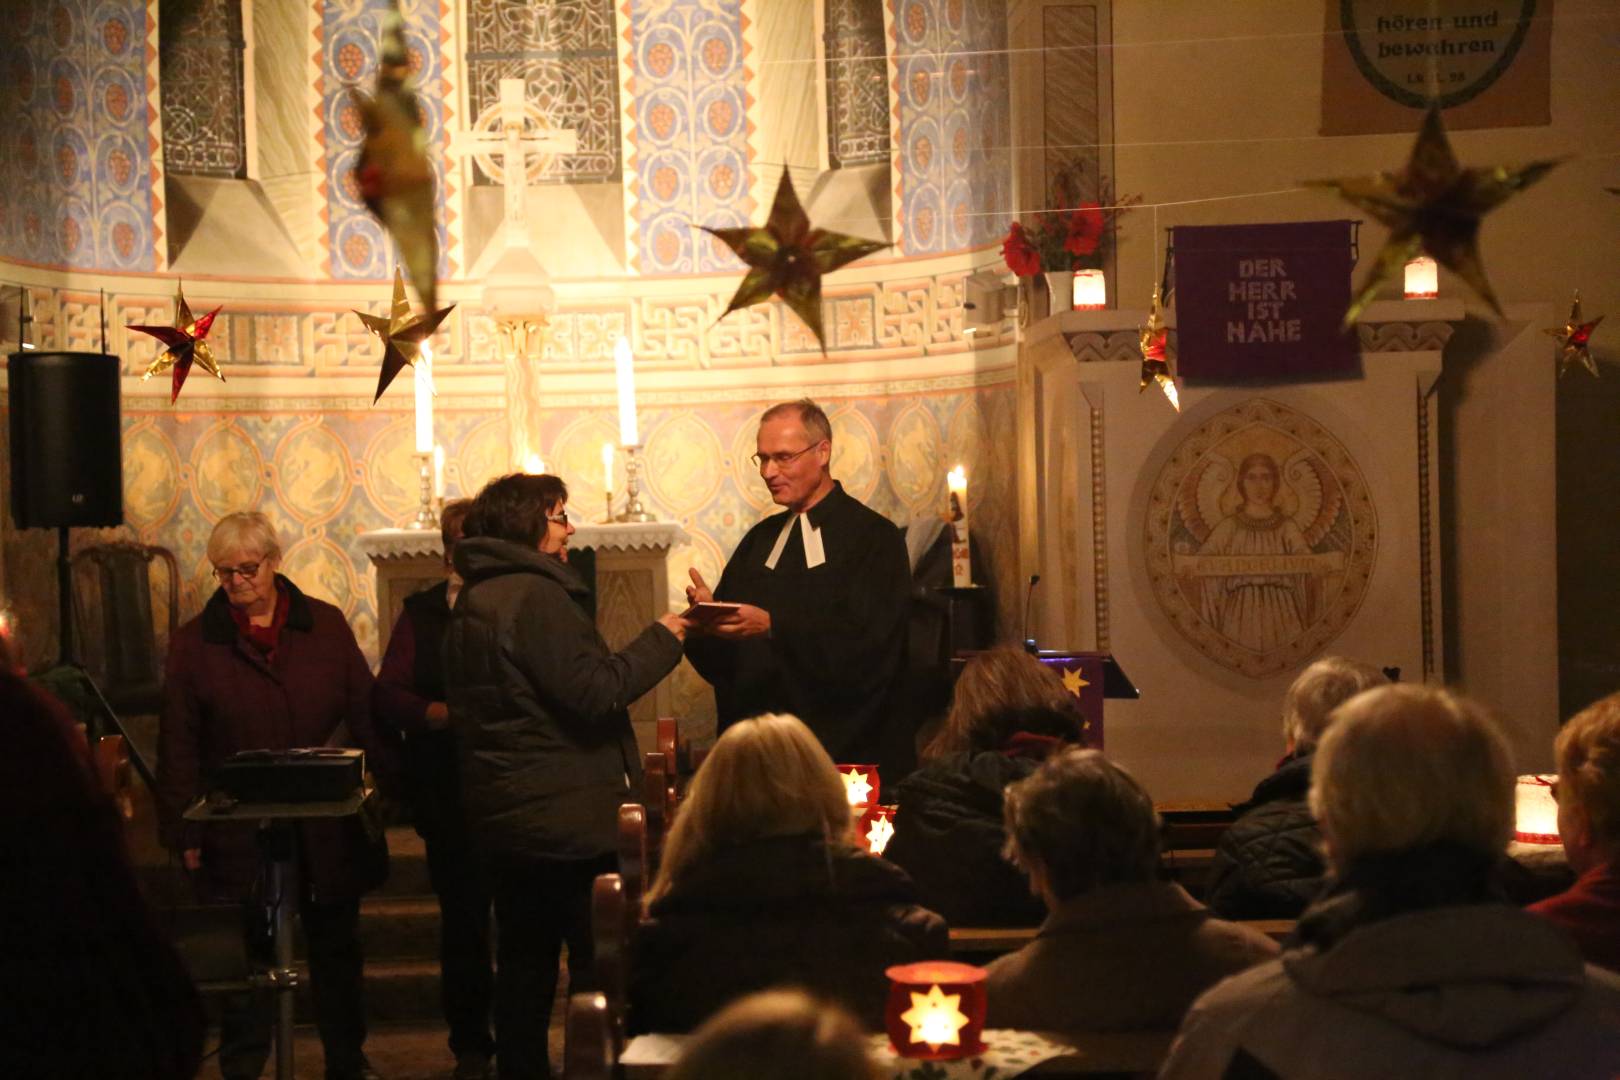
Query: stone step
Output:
[[356, 896, 443, 961]]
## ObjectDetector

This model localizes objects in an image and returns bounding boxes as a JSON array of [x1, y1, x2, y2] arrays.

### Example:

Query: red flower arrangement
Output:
[[1001, 172, 1136, 277]]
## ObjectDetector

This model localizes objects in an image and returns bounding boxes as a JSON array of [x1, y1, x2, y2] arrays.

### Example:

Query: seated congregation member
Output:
[[445, 472, 687, 1080], [631, 713, 947, 1033], [985, 749, 1277, 1037], [1162, 686, 1620, 1080], [666, 990, 879, 1080], [885, 648, 1085, 926], [1530, 692, 1620, 971], [374, 498, 496, 1080], [156, 511, 392, 1080], [1205, 657, 1387, 920], [2, 643, 205, 1080]]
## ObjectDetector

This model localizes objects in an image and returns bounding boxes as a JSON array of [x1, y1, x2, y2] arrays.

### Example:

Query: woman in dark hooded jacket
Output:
[[883, 648, 1086, 927]]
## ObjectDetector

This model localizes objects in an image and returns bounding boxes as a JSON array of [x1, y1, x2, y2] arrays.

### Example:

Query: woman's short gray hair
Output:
[[206, 512, 282, 565], [1281, 656, 1389, 751], [1002, 748, 1160, 901], [1309, 684, 1515, 869]]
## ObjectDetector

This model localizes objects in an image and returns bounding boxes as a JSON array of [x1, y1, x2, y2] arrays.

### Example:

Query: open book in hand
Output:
[[681, 601, 742, 622]]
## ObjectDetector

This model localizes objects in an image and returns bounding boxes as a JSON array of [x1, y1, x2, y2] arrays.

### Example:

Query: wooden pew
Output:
[[562, 991, 615, 1080], [949, 918, 1296, 960], [618, 803, 649, 911], [590, 873, 631, 1057]]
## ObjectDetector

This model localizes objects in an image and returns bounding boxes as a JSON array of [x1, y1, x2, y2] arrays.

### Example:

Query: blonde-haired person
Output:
[[156, 511, 395, 1080], [1529, 693, 1620, 971], [666, 990, 879, 1080], [1205, 657, 1387, 920], [1162, 686, 1620, 1080], [631, 714, 946, 1033], [884, 648, 1086, 927]]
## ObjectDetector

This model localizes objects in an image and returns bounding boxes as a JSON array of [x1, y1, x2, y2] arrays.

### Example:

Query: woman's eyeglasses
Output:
[[546, 512, 570, 527], [213, 562, 262, 582]]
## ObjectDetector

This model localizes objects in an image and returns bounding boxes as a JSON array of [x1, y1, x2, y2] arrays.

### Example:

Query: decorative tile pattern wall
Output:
[[622, 0, 755, 274], [159, 0, 247, 179], [890, 0, 1012, 255], [0, 0, 162, 270], [315, 0, 454, 281], [825, 0, 891, 168]]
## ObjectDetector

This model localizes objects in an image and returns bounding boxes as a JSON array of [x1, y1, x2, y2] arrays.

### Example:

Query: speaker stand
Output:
[[56, 525, 74, 669]]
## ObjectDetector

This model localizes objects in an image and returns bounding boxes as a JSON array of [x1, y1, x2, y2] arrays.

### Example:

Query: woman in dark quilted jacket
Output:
[[883, 648, 1087, 927], [631, 714, 947, 1032]]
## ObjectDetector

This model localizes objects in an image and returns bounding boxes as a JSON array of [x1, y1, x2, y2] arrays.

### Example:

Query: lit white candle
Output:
[[1404, 255, 1438, 299], [947, 465, 971, 587], [614, 335, 638, 446], [522, 452, 545, 475], [414, 342, 435, 453], [602, 442, 615, 494], [432, 444, 445, 499]]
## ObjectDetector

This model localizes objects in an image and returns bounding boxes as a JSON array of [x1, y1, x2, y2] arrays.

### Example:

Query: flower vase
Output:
[[1043, 271, 1073, 315]]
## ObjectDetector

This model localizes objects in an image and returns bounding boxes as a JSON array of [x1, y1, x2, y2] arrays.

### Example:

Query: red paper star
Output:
[[703, 167, 887, 353], [1545, 292, 1604, 379], [355, 268, 456, 402], [127, 281, 225, 403], [1308, 106, 1561, 325], [1139, 285, 1179, 411]]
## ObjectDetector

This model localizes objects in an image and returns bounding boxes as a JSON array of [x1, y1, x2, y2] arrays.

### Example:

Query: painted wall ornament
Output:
[[1144, 399, 1378, 678]]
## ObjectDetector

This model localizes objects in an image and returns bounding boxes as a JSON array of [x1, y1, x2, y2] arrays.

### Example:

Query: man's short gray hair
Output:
[[1309, 684, 1515, 870], [1282, 657, 1389, 752], [206, 511, 281, 565], [760, 399, 832, 447], [1002, 748, 1160, 901]]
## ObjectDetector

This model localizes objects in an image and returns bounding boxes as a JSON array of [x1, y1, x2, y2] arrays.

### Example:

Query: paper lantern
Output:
[[884, 961, 987, 1060], [837, 764, 880, 808], [1515, 774, 1561, 845], [859, 805, 896, 856], [1403, 256, 1438, 299], [1073, 268, 1107, 310]]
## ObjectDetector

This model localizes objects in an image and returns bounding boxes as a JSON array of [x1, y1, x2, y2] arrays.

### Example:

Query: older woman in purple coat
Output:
[[156, 511, 393, 1080]]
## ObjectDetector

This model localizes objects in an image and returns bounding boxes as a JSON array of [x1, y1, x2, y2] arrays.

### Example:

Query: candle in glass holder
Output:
[[614, 335, 638, 446], [947, 465, 970, 587], [414, 342, 435, 454]]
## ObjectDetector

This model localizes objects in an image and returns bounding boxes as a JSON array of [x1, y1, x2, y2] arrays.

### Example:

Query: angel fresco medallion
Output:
[[1144, 399, 1377, 678]]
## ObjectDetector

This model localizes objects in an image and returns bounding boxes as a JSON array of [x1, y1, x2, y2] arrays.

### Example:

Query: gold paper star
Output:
[[1545, 292, 1604, 379], [898, 985, 970, 1049], [1308, 106, 1561, 326], [840, 768, 874, 807], [351, 0, 439, 312], [1061, 667, 1090, 697], [127, 280, 225, 404], [1139, 285, 1179, 411], [355, 268, 456, 402], [703, 167, 887, 353]]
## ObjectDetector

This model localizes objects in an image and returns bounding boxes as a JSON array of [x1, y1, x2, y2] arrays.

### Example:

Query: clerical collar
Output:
[[765, 512, 825, 570]]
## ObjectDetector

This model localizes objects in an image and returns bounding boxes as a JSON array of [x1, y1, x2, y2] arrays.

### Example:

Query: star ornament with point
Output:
[[841, 769, 874, 807], [703, 167, 888, 354], [1546, 292, 1604, 379], [865, 814, 895, 856], [1061, 667, 1090, 697], [355, 268, 456, 403], [898, 984, 970, 1049], [1307, 105, 1561, 326], [1139, 285, 1179, 412], [127, 281, 225, 404]]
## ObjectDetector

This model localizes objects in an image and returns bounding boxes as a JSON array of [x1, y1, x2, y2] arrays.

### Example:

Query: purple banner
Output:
[[1173, 221, 1358, 380], [1037, 654, 1105, 751]]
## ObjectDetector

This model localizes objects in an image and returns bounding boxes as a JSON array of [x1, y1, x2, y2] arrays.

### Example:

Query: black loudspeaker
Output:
[[8, 350, 124, 529]]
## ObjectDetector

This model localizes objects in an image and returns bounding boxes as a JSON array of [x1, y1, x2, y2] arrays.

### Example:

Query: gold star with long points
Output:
[[1546, 292, 1604, 379], [703, 167, 887, 353], [1307, 106, 1561, 326], [355, 268, 456, 402], [1139, 284, 1179, 411], [351, 0, 439, 312], [1061, 667, 1090, 697], [898, 985, 970, 1049], [127, 280, 225, 404]]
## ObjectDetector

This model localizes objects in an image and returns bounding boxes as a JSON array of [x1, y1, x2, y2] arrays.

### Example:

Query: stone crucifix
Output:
[[453, 77, 578, 247]]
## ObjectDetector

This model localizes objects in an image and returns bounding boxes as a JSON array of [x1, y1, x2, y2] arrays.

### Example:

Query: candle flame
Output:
[[523, 453, 546, 475], [899, 985, 970, 1049], [946, 465, 966, 494]]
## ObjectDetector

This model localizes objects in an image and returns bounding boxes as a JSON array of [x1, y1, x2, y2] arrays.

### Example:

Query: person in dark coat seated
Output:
[[884, 648, 1085, 927], [631, 713, 947, 1033], [445, 473, 687, 1080], [1530, 692, 1620, 972], [155, 511, 394, 1080], [1204, 656, 1387, 920], [374, 498, 497, 1080]]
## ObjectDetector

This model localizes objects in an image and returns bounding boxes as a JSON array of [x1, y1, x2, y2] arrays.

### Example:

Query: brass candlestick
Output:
[[614, 444, 656, 522], [409, 452, 438, 529]]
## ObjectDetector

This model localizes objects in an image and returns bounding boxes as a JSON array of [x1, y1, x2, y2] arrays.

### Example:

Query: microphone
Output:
[[1022, 573, 1041, 655]]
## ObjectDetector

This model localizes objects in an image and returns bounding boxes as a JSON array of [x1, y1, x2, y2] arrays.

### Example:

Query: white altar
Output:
[[359, 521, 688, 751]]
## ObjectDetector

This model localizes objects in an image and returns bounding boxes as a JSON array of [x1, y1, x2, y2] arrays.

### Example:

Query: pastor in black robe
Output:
[[686, 481, 913, 779]]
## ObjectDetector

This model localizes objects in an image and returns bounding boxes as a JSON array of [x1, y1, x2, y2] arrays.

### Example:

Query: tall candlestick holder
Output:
[[603, 490, 614, 525], [409, 452, 439, 529], [614, 444, 656, 522]]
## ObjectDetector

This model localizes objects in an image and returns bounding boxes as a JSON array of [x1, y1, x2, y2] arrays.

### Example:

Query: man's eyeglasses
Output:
[[213, 562, 263, 582], [750, 443, 823, 470], [545, 511, 570, 527]]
